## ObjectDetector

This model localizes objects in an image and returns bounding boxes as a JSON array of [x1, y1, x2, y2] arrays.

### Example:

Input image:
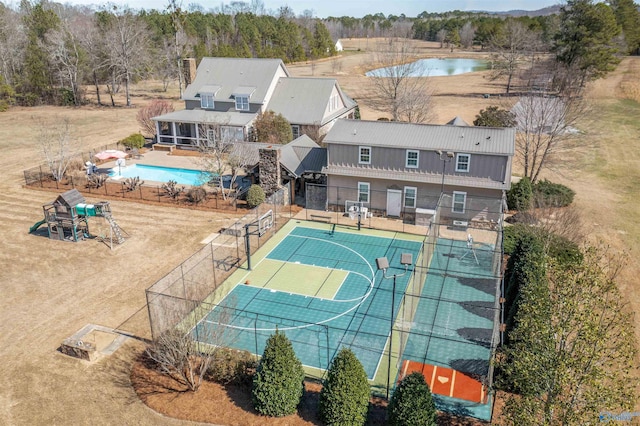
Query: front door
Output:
[[386, 189, 402, 217]]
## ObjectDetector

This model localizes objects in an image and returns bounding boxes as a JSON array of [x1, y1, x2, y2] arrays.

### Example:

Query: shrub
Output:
[[506, 176, 533, 211], [246, 184, 265, 208], [253, 110, 292, 144], [503, 224, 582, 265], [186, 187, 207, 205], [319, 348, 370, 426], [473, 105, 516, 127], [388, 372, 437, 426], [207, 348, 257, 386], [533, 179, 575, 207], [119, 133, 145, 150], [252, 330, 305, 417]]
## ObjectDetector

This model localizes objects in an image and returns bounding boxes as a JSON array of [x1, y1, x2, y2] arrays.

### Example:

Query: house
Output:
[[321, 119, 515, 225], [153, 57, 357, 148]]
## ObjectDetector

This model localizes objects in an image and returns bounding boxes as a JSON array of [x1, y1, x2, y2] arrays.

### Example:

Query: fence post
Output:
[[39, 166, 43, 188], [122, 182, 125, 198], [157, 186, 161, 202], [71, 176, 74, 188], [139, 185, 142, 200]]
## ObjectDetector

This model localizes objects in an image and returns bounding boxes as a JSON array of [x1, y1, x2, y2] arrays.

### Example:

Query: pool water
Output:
[[110, 164, 210, 186]]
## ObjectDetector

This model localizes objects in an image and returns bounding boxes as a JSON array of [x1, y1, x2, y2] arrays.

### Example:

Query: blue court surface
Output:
[[193, 225, 422, 380]]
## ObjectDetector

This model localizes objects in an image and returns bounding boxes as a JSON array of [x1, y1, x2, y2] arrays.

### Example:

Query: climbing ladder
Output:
[[104, 214, 126, 244], [93, 201, 128, 249]]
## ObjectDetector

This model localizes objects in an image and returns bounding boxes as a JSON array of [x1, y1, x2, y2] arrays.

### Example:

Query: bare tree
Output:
[[45, 12, 84, 105], [102, 6, 150, 107], [136, 99, 175, 138], [0, 6, 26, 87], [144, 297, 238, 392], [227, 142, 257, 192], [197, 121, 237, 199], [436, 29, 448, 48], [36, 116, 78, 181], [80, 14, 109, 106], [488, 20, 540, 95], [366, 38, 434, 123], [512, 93, 588, 182], [459, 22, 476, 49]]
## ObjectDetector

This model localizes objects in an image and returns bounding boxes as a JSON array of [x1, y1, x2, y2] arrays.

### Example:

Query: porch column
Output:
[[194, 122, 200, 146], [171, 122, 177, 145], [155, 121, 160, 143]]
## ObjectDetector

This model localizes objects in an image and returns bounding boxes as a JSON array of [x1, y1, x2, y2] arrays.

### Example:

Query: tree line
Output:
[[0, 0, 336, 108]]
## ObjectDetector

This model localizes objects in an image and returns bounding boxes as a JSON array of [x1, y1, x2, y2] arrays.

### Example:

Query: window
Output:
[[235, 95, 249, 111], [358, 182, 370, 203], [406, 150, 419, 168], [452, 191, 467, 213], [329, 94, 340, 112], [291, 125, 300, 139], [404, 186, 417, 208], [359, 146, 371, 164], [456, 153, 470, 172], [200, 93, 214, 109], [220, 126, 244, 142], [206, 129, 217, 147]]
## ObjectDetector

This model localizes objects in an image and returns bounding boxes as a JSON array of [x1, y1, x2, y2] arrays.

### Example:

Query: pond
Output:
[[366, 57, 490, 77]]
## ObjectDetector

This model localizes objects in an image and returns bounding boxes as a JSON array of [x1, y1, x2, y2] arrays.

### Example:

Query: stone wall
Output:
[[259, 148, 281, 195]]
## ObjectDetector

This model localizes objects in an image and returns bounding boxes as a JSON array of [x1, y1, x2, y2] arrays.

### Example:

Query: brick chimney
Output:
[[183, 58, 196, 86]]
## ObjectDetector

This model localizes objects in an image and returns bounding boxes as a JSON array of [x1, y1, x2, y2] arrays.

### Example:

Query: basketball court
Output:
[[182, 217, 500, 421]]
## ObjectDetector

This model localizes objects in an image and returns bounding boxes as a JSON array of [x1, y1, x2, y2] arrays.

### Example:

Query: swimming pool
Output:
[[110, 164, 210, 186]]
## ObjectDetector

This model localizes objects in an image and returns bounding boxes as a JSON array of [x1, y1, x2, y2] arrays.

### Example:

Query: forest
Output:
[[0, 0, 638, 108]]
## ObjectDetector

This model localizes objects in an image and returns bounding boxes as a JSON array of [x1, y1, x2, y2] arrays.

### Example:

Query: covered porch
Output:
[[153, 110, 257, 148]]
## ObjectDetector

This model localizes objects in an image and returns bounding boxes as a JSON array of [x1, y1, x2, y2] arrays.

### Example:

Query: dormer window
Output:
[[235, 95, 249, 111], [201, 93, 214, 109], [233, 86, 255, 112]]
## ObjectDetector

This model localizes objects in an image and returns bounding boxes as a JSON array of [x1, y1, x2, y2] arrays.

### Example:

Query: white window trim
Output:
[[358, 182, 370, 203], [235, 95, 249, 111], [291, 125, 300, 139], [404, 186, 417, 208], [452, 191, 467, 213], [359, 146, 371, 165], [200, 93, 214, 109], [406, 150, 419, 168], [455, 153, 471, 172]]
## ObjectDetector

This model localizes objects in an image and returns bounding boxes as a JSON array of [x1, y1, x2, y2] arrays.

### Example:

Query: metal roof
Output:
[[446, 116, 471, 126], [153, 109, 257, 127], [323, 119, 515, 155], [183, 57, 288, 103], [323, 164, 508, 190], [267, 78, 357, 125], [229, 141, 272, 167], [278, 135, 326, 177]]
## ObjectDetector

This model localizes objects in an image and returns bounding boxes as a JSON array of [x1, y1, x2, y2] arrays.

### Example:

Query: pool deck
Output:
[[100, 150, 202, 171]]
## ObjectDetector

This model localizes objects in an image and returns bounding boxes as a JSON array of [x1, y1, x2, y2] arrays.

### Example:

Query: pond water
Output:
[[366, 57, 490, 77]]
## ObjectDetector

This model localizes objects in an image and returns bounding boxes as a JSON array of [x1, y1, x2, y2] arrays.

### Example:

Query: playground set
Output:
[[29, 189, 127, 249]]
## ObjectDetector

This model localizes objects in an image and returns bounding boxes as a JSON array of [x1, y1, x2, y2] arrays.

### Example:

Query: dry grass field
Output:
[[0, 38, 638, 425]]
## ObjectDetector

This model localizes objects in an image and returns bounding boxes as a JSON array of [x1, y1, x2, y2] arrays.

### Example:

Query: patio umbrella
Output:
[[95, 149, 128, 160]]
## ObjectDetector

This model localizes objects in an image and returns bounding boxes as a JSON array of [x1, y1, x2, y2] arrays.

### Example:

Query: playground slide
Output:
[[29, 219, 46, 234]]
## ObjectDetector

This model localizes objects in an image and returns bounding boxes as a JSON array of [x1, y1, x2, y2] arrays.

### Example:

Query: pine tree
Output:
[[251, 330, 305, 417], [319, 348, 370, 425], [388, 372, 437, 426]]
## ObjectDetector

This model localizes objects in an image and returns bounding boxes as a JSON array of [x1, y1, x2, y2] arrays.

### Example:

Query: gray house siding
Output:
[[327, 145, 509, 184], [327, 174, 502, 224], [185, 100, 261, 114]]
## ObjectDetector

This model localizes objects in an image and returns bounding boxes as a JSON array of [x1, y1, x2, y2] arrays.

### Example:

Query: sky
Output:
[[51, 0, 561, 18]]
